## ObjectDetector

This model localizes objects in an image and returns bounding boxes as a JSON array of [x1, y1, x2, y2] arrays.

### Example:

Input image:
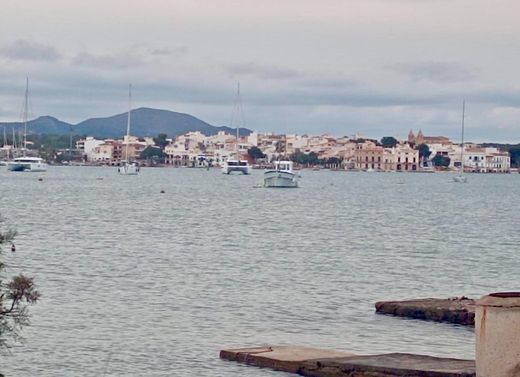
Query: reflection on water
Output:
[[1, 167, 518, 376]]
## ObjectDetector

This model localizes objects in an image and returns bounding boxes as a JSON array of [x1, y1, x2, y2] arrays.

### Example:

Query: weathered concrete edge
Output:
[[219, 347, 324, 373], [299, 354, 476, 377], [220, 348, 476, 377]]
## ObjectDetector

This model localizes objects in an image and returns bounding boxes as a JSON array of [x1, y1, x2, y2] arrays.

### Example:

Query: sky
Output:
[[1, 0, 520, 142]]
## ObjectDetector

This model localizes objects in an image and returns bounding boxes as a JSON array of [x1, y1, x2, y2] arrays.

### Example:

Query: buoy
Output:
[[160, 190, 165, 193], [38, 177, 43, 181], [11, 244, 15, 252]]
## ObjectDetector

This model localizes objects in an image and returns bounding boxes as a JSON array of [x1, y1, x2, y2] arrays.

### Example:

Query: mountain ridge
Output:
[[0, 107, 252, 139]]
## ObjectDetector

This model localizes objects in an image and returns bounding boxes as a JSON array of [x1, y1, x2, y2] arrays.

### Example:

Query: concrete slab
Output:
[[375, 298, 475, 326], [220, 346, 475, 376], [300, 353, 475, 377], [220, 345, 355, 373]]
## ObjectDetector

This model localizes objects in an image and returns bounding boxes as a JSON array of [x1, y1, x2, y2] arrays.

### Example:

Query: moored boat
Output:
[[264, 161, 300, 188], [221, 159, 251, 175], [118, 84, 140, 176], [7, 157, 47, 172], [222, 83, 251, 175]]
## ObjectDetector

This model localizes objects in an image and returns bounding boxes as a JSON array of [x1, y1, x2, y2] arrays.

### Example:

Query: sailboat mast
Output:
[[23, 77, 29, 157], [235, 82, 240, 160], [460, 100, 465, 174], [125, 83, 132, 163]]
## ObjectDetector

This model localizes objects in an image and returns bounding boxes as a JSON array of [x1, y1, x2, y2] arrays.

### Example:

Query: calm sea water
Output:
[[1, 167, 519, 376]]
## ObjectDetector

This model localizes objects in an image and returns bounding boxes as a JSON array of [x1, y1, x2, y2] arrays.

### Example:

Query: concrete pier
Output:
[[219, 345, 353, 373], [220, 345, 475, 376], [375, 297, 475, 326]]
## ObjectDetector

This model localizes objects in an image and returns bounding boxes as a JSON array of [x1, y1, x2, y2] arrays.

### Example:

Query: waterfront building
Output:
[[76, 137, 105, 162], [383, 144, 419, 171], [354, 141, 384, 170], [91, 140, 120, 163]]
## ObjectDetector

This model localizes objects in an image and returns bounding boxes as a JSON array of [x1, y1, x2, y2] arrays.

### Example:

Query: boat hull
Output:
[[7, 161, 47, 172], [263, 170, 299, 188], [118, 163, 139, 175], [453, 175, 467, 183], [222, 165, 251, 175]]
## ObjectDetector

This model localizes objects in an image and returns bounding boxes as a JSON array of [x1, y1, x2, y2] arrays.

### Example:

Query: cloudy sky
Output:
[[1, 0, 519, 142]]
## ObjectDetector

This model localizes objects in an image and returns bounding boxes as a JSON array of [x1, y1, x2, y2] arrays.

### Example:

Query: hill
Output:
[[0, 108, 251, 138]]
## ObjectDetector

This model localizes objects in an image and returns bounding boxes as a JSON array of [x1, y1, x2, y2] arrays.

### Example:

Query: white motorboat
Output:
[[222, 83, 251, 175], [221, 159, 251, 175], [264, 161, 300, 188], [118, 84, 140, 176], [7, 157, 47, 172], [453, 100, 467, 183]]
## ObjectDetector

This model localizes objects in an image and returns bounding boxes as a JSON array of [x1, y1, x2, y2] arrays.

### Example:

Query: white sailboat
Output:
[[222, 83, 251, 175], [453, 100, 467, 183], [7, 78, 47, 172], [118, 84, 139, 175]]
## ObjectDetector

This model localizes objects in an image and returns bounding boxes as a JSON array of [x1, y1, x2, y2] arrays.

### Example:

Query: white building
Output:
[[76, 137, 105, 161]]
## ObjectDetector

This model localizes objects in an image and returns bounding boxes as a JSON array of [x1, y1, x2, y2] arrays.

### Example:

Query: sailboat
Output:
[[7, 78, 47, 172], [118, 84, 139, 175], [453, 100, 467, 183], [221, 83, 251, 175]]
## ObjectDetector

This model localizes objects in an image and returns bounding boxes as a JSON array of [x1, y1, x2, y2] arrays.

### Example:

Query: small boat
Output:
[[118, 84, 139, 176], [7, 157, 47, 172], [453, 100, 467, 183], [118, 161, 139, 175], [264, 161, 300, 188], [221, 159, 251, 175]]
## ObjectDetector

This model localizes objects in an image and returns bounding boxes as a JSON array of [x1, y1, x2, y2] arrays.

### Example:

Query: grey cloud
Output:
[[294, 76, 357, 89], [225, 62, 303, 80], [0, 39, 61, 62], [72, 52, 145, 69], [386, 61, 476, 83], [150, 46, 189, 56], [470, 88, 520, 107]]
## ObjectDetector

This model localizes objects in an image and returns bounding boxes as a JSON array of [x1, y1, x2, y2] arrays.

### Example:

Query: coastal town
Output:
[[66, 129, 514, 173]]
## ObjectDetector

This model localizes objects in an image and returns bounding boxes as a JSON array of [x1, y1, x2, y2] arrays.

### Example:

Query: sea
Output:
[[1, 166, 519, 376]]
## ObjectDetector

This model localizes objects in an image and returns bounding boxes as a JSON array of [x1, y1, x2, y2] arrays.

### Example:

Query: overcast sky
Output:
[[1, 0, 519, 142]]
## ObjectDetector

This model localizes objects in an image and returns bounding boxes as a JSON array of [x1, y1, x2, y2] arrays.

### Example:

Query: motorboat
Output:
[[264, 161, 300, 188]]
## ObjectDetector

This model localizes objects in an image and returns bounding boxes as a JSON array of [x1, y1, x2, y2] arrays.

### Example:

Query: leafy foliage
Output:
[[0, 218, 40, 350], [290, 151, 322, 166], [153, 134, 169, 150], [418, 143, 432, 158], [139, 146, 165, 161], [247, 146, 265, 161], [432, 154, 451, 167], [380, 136, 398, 148]]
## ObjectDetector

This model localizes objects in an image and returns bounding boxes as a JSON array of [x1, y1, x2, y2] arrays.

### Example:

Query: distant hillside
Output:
[[0, 107, 251, 138], [0, 116, 73, 135]]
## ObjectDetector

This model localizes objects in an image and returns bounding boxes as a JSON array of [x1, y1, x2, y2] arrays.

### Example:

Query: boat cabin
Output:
[[274, 161, 293, 171]]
